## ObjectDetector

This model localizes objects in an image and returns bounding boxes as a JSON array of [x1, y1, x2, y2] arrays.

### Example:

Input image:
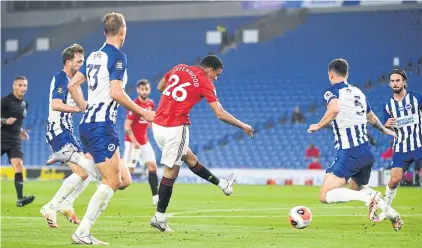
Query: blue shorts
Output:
[[390, 146, 422, 172], [79, 122, 120, 164], [46, 129, 85, 153], [326, 143, 375, 186]]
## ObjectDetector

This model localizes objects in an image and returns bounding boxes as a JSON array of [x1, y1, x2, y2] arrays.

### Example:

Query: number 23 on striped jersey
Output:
[[163, 75, 191, 102]]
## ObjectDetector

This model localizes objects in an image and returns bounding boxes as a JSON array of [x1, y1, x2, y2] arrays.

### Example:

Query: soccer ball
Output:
[[288, 206, 312, 229]]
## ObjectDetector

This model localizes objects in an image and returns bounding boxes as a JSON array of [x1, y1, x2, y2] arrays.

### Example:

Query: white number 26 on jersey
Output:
[[163, 75, 191, 102]]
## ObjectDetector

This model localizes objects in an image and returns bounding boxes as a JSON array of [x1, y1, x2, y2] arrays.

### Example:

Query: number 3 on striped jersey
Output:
[[163, 74, 191, 102], [87, 64, 101, 91], [354, 96, 365, 116]]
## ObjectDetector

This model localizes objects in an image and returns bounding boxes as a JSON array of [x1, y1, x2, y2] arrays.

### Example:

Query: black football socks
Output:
[[189, 161, 220, 185]]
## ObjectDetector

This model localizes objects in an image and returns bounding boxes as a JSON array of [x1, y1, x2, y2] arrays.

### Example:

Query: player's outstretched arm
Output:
[[51, 99, 80, 113], [308, 98, 340, 133], [110, 80, 155, 122], [68, 71, 87, 112], [367, 111, 397, 138], [157, 77, 167, 92], [208, 101, 254, 137]]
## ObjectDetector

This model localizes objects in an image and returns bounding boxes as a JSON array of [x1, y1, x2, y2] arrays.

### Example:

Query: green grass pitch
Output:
[[1, 181, 421, 248]]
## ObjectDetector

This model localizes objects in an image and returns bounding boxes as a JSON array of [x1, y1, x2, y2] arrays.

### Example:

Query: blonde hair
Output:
[[103, 12, 126, 36]]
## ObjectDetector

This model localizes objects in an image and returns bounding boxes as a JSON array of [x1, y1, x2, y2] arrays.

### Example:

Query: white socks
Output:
[[70, 153, 101, 180], [49, 173, 83, 210], [384, 186, 397, 206], [218, 179, 229, 190], [75, 184, 114, 236], [155, 212, 166, 222], [359, 186, 390, 213], [326, 188, 371, 204], [64, 177, 91, 206], [326, 187, 393, 215], [359, 185, 376, 196]]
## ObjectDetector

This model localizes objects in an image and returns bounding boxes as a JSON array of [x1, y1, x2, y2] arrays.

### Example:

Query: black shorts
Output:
[[1, 141, 24, 161]]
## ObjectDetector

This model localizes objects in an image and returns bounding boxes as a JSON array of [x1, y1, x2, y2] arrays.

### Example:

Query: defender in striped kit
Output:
[[42, 44, 99, 229], [381, 69, 422, 217], [308, 58, 402, 231], [67, 13, 154, 245]]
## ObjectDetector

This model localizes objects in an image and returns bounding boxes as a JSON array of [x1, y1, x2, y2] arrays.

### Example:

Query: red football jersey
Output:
[[125, 98, 155, 145], [153, 64, 218, 127]]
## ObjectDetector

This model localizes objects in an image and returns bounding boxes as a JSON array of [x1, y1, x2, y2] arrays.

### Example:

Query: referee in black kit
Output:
[[1, 76, 35, 207]]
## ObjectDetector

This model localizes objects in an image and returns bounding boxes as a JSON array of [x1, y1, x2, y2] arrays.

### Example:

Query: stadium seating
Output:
[[2, 9, 421, 169]]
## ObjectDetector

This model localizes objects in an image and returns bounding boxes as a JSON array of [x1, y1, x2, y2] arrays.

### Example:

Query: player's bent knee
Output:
[[11, 159, 24, 172], [390, 172, 402, 186], [120, 176, 132, 190], [146, 162, 157, 172], [119, 175, 132, 190], [118, 178, 131, 190], [389, 176, 402, 188], [13, 165, 24, 172], [185, 150, 197, 167], [100, 169, 122, 191], [163, 165, 179, 179], [348, 179, 361, 191], [68, 162, 89, 180], [107, 177, 122, 191], [75, 170, 89, 180], [391, 176, 402, 183]]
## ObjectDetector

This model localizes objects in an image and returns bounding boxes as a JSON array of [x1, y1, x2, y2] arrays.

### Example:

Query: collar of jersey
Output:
[[390, 91, 409, 102], [9, 93, 22, 101], [331, 81, 348, 89]]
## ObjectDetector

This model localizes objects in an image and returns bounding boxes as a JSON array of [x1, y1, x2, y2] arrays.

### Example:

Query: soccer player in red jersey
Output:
[[150, 55, 254, 232], [123, 79, 159, 205]]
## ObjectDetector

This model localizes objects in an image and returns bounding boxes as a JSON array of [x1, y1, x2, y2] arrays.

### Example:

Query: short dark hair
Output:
[[62, 43, 84, 65], [14, 76, 27, 82], [137, 79, 150, 87], [199, 55, 224, 70], [103, 12, 125, 36], [328, 58, 349, 77], [389, 68, 408, 82]]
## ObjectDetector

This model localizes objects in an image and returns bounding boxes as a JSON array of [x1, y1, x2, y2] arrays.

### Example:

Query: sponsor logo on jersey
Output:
[[108, 143, 116, 152], [395, 115, 416, 127], [116, 60, 123, 70], [324, 91, 333, 101]]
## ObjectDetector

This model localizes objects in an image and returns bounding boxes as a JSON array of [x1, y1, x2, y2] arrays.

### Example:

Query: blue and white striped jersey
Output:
[[46, 71, 75, 139], [324, 82, 371, 150], [384, 91, 422, 153], [79, 43, 128, 124]]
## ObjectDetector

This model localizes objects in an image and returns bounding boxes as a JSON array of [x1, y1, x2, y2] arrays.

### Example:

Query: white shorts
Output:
[[152, 123, 189, 168], [123, 141, 156, 168]]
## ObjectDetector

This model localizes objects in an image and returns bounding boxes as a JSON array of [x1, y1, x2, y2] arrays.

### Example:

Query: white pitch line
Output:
[[0, 205, 419, 220], [2, 214, 422, 220], [166, 205, 413, 217]]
